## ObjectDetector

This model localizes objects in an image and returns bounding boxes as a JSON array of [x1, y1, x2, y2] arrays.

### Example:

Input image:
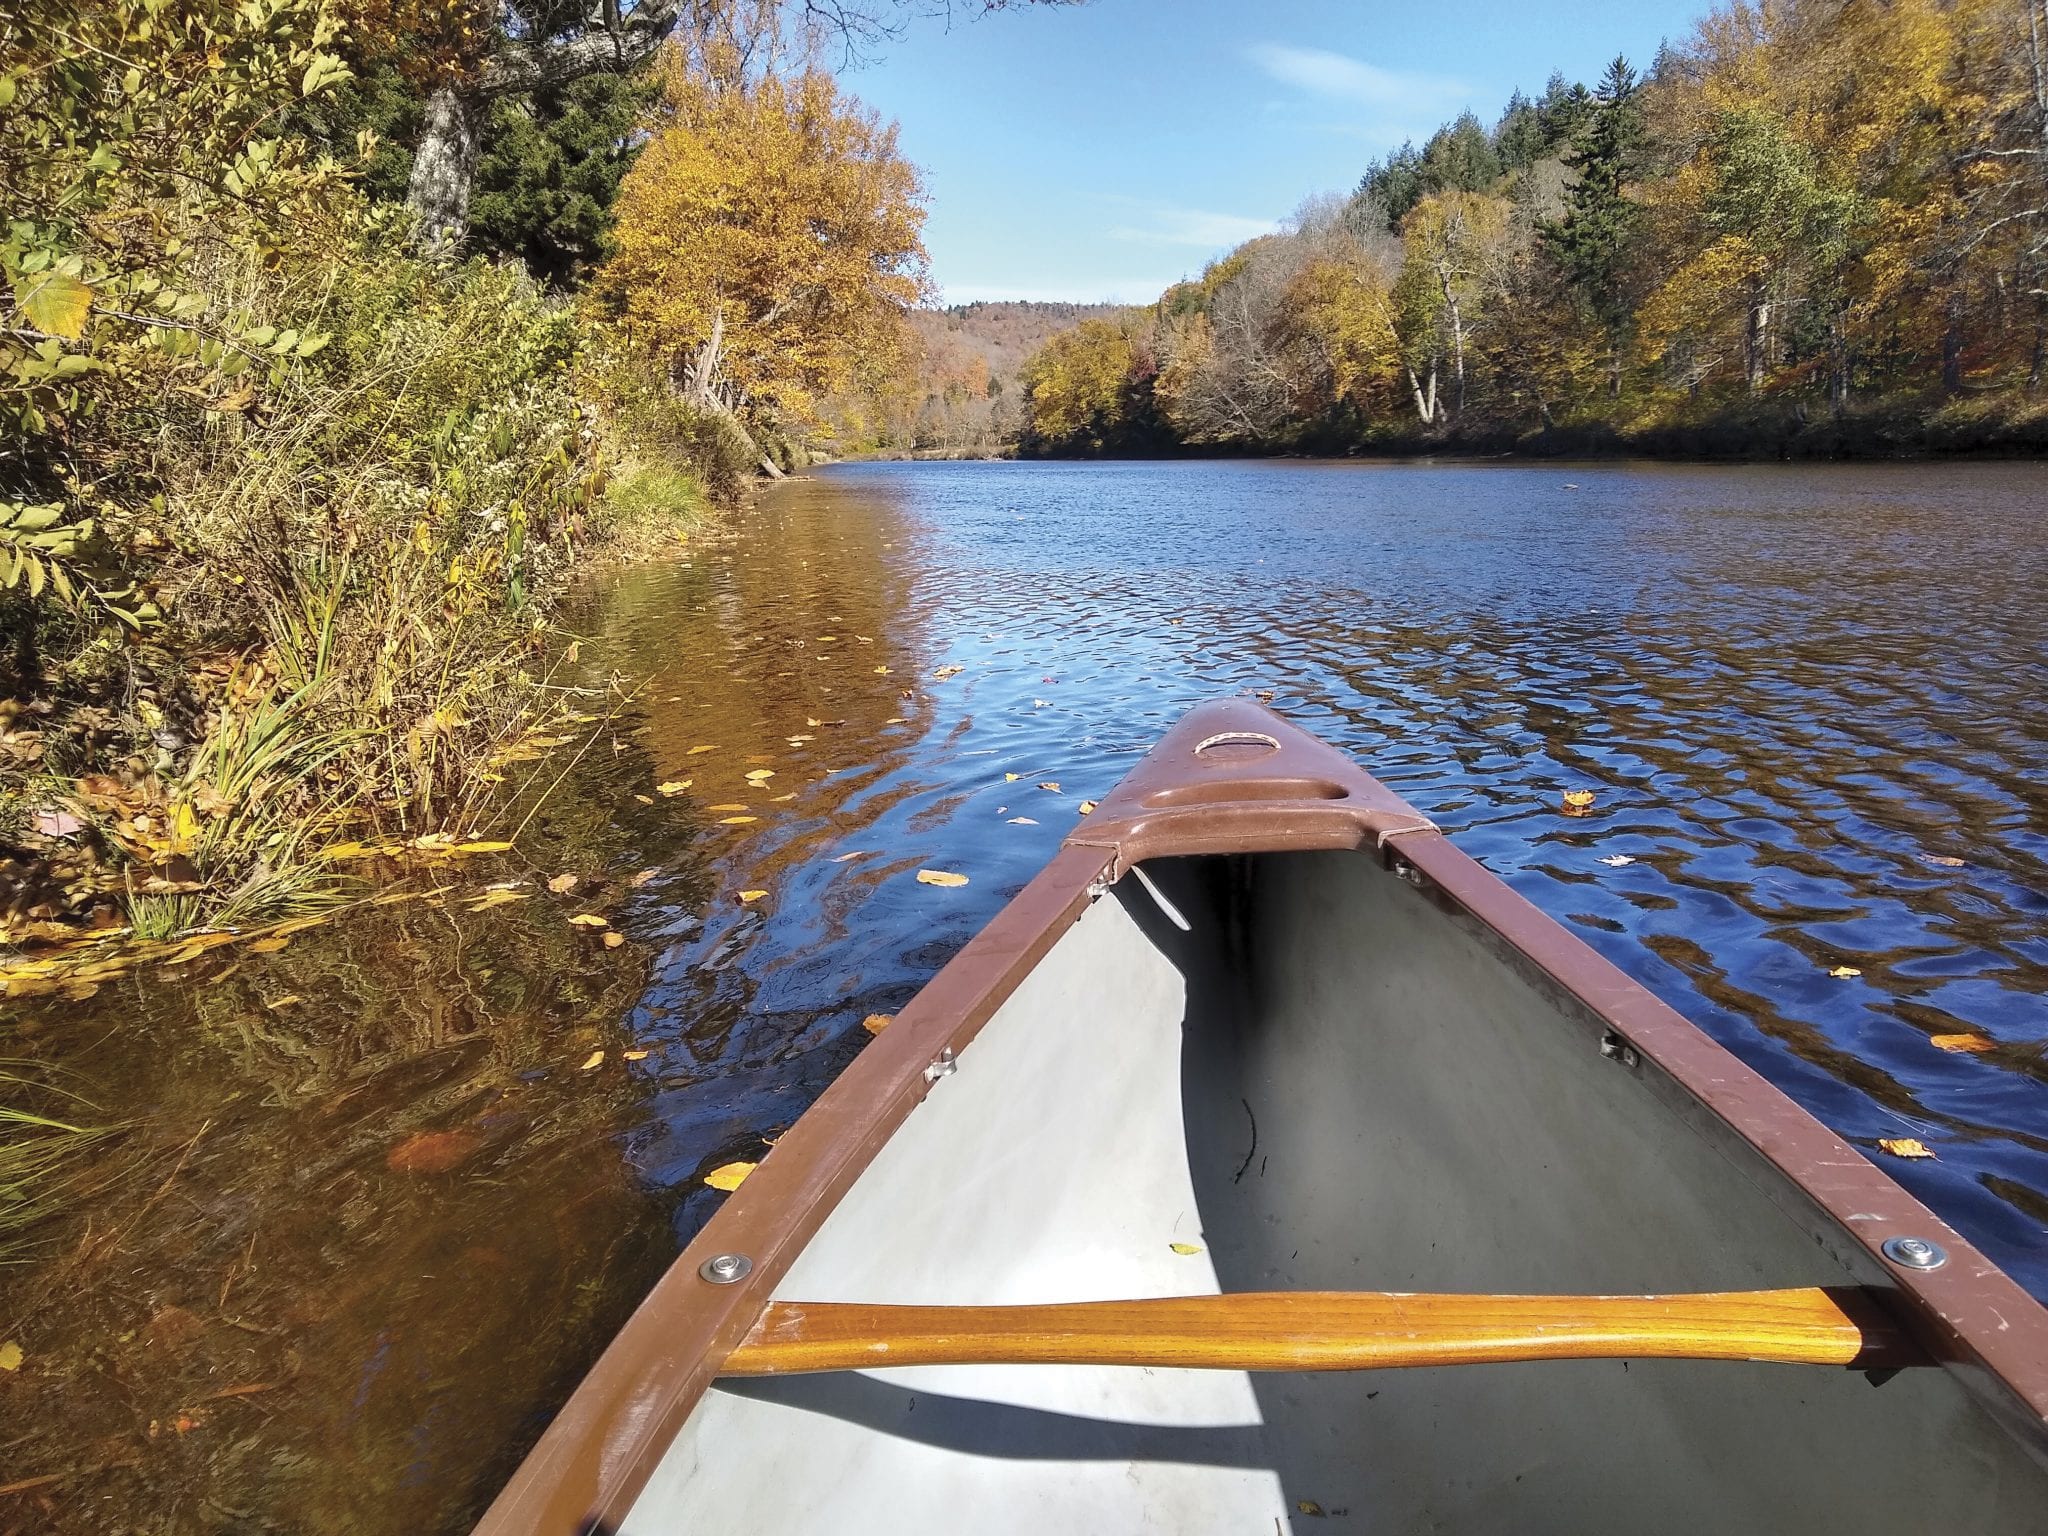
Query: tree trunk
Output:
[[1830, 310, 1850, 416], [1744, 290, 1770, 392], [407, 86, 481, 254], [1941, 289, 1965, 394]]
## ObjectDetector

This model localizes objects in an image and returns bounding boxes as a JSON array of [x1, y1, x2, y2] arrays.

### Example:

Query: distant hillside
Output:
[[892, 301, 1133, 450]]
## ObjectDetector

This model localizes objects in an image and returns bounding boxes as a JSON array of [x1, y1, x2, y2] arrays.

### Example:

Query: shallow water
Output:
[[5, 458, 2045, 1532]]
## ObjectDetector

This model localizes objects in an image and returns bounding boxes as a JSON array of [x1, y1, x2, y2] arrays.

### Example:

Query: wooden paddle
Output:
[[718, 1288, 1919, 1376]]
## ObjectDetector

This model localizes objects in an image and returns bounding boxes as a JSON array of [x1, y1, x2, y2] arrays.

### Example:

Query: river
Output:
[[5, 459, 2044, 1532]]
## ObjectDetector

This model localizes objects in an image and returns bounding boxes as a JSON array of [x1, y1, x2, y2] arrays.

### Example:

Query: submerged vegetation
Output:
[[1019, 0, 2048, 458]]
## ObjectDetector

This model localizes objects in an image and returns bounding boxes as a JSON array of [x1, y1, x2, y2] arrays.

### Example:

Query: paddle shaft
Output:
[[719, 1288, 1918, 1376]]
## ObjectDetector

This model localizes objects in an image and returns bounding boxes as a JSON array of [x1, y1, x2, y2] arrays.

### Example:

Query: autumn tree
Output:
[[600, 22, 928, 471], [1020, 320, 1147, 452]]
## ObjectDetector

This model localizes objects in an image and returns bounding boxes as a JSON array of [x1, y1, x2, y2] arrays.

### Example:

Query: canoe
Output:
[[476, 699, 2048, 1535]]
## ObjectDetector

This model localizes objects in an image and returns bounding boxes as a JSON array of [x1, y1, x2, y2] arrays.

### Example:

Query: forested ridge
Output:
[[1019, 0, 2048, 458]]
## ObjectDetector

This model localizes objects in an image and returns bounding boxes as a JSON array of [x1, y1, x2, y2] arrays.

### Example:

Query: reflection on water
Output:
[[4, 458, 2044, 1532]]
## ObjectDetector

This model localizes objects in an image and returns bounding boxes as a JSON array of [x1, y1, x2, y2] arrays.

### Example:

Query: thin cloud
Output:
[[1108, 204, 1281, 248], [1247, 42, 1469, 123]]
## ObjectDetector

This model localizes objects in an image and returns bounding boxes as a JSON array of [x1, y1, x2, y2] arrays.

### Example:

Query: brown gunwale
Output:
[[471, 698, 2048, 1536]]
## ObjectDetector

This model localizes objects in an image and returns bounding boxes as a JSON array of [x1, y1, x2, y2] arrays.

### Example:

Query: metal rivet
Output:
[[923, 1047, 957, 1084], [699, 1252, 752, 1285], [1881, 1236, 1948, 1271]]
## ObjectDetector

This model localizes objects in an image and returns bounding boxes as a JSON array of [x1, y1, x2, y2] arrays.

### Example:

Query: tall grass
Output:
[[0, 1061, 115, 1262]]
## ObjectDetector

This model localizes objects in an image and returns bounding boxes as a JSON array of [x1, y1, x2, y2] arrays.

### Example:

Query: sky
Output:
[[835, 0, 1709, 306]]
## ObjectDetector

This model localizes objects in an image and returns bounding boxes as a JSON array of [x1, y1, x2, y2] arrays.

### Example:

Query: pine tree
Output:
[[1540, 55, 1642, 391]]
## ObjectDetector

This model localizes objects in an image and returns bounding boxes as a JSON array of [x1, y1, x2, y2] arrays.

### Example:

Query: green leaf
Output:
[[0, 76, 16, 108], [15, 270, 93, 339]]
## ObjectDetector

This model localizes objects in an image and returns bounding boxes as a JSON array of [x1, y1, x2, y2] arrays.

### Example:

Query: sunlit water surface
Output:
[[7, 459, 2045, 1533]]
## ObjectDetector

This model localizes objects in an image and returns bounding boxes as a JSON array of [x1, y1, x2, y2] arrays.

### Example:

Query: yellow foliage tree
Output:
[[601, 33, 928, 454], [1020, 319, 1141, 451]]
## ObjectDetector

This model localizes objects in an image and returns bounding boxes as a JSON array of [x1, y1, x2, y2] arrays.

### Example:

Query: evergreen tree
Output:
[[1540, 55, 1642, 384], [1357, 142, 1427, 227], [1421, 111, 1502, 194]]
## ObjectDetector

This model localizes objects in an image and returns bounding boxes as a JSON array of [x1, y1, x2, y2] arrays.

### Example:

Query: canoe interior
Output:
[[625, 849, 2048, 1535]]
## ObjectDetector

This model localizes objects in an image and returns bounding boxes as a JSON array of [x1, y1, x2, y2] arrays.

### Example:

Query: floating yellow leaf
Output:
[[1004, 772, 1020, 782], [873, 666, 891, 675], [468, 888, 528, 911], [579, 1050, 605, 1070], [1877, 1137, 1935, 1159], [1829, 965, 1862, 979], [719, 815, 758, 825], [547, 872, 579, 894], [830, 850, 870, 863], [706, 802, 749, 812], [1561, 789, 1597, 816], [933, 664, 964, 680], [686, 745, 720, 755], [917, 869, 969, 887], [862, 1013, 893, 1035], [0, 1340, 21, 1371], [656, 780, 692, 796], [634, 793, 654, 805], [704, 1161, 756, 1192], [1037, 781, 1061, 792], [568, 913, 610, 928], [738, 890, 768, 903], [267, 994, 302, 1009], [602, 932, 625, 949], [1930, 1034, 1995, 1054], [1007, 816, 1038, 825], [454, 840, 514, 855], [622, 1048, 650, 1061], [1077, 800, 1098, 815], [247, 935, 290, 954], [1921, 854, 1965, 868], [1169, 1242, 1204, 1255], [745, 769, 775, 782], [772, 792, 797, 802]]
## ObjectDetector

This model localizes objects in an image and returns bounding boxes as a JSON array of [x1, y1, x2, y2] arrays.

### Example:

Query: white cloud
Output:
[[1107, 205, 1281, 248], [1247, 42, 1469, 125]]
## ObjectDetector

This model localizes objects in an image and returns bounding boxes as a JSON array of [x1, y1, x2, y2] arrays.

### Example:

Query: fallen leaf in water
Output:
[[453, 840, 514, 855], [745, 769, 775, 782], [862, 1013, 893, 1034], [719, 815, 759, 826], [387, 1129, 481, 1174], [602, 932, 625, 949], [706, 803, 749, 812], [633, 793, 654, 805], [1561, 789, 1597, 816], [1004, 772, 1020, 782], [917, 869, 969, 887], [568, 913, 610, 928], [1921, 854, 1966, 867], [579, 1050, 605, 1070], [247, 935, 290, 954], [830, 850, 870, 863], [885, 715, 909, 724], [656, 780, 692, 796], [468, 888, 528, 911], [1598, 854, 1635, 867], [1877, 1137, 1935, 1160], [1828, 965, 1862, 979], [738, 890, 768, 903], [704, 1161, 755, 1191], [772, 792, 797, 802], [1037, 781, 1061, 792], [873, 666, 892, 675], [0, 1341, 21, 1371], [623, 1049, 650, 1061], [687, 745, 719, 755], [1930, 1034, 1995, 1054], [933, 665, 964, 680], [1169, 1242, 1204, 1255], [1077, 800, 1098, 815], [1008, 817, 1039, 825], [1297, 1501, 1326, 1518], [787, 735, 814, 745], [548, 873, 579, 894], [806, 716, 823, 726], [628, 869, 660, 887], [1033, 698, 1050, 708], [267, 994, 301, 1009]]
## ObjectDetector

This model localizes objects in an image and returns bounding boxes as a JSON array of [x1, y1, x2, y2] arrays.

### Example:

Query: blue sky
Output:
[[836, 0, 1707, 305]]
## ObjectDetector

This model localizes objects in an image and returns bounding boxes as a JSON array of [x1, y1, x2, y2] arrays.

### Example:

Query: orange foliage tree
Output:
[[599, 26, 927, 462]]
